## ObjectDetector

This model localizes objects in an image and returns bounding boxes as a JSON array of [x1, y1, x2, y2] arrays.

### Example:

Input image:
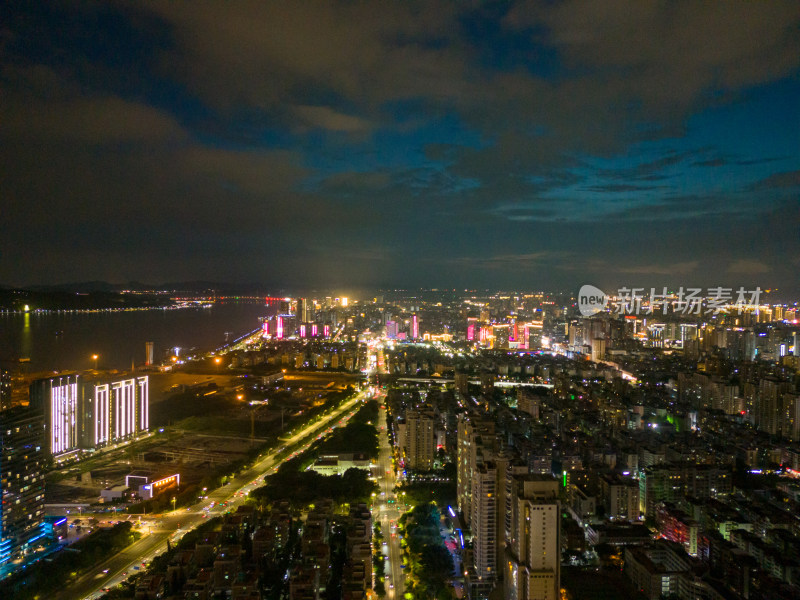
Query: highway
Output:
[[373, 404, 405, 599], [64, 391, 368, 600]]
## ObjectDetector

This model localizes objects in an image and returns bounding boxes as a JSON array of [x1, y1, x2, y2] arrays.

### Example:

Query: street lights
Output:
[[92, 354, 99, 370], [171, 497, 176, 512]]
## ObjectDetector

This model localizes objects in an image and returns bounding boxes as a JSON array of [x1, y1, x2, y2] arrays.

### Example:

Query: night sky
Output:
[[1, 2, 799, 295]]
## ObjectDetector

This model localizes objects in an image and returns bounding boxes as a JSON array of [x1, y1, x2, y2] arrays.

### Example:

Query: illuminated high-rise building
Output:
[[81, 376, 149, 447], [481, 371, 495, 397], [30, 374, 79, 456], [493, 324, 510, 349], [454, 371, 469, 397], [756, 377, 793, 436], [457, 414, 497, 526], [411, 314, 420, 339], [517, 388, 540, 420], [295, 298, 313, 323], [385, 321, 398, 339], [404, 410, 435, 471], [0, 367, 11, 411], [276, 315, 285, 339], [504, 475, 561, 600], [145, 341, 154, 366], [457, 416, 509, 600], [471, 462, 498, 583], [30, 374, 149, 456], [0, 405, 46, 564], [591, 337, 606, 362], [467, 317, 478, 342]]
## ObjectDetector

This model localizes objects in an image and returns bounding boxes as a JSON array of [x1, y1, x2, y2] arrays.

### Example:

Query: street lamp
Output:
[[171, 497, 176, 512], [92, 354, 99, 370]]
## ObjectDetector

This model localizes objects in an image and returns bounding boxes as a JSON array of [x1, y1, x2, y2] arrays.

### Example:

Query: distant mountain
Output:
[[149, 281, 272, 294], [21, 280, 272, 295], [27, 281, 119, 293]]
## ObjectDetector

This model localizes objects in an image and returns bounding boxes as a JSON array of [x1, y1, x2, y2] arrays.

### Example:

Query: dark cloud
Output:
[[751, 169, 800, 189], [693, 158, 728, 167], [0, 1, 799, 291], [1, 95, 187, 144], [582, 183, 667, 193]]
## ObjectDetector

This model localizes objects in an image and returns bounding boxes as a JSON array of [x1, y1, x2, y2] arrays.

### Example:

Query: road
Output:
[[373, 404, 405, 599], [65, 390, 369, 600]]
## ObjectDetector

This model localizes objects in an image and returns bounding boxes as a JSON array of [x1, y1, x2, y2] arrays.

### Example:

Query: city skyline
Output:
[[1, 3, 799, 292]]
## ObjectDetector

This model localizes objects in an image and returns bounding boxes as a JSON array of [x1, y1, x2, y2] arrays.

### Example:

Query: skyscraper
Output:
[[480, 371, 495, 398], [0, 406, 46, 564], [457, 415, 497, 526], [505, 475, 561, 600], [467, 317, 478, 341], [145, 341, 154, 366], [83, 376, 149, 447], [517, 388, 540, 420], [0, 368, 11, 411], [411, 314, 420, 339], [30, 374, 149, 456], [471, 462, 498, 584], [296, 297, 312, 323], [30, 374, 79, 456], [404, 410, 435, 471], [454, 371, 469, 397]]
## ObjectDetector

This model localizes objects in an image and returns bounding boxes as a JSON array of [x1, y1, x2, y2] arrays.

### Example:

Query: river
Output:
[[0, 301, 274, 373]]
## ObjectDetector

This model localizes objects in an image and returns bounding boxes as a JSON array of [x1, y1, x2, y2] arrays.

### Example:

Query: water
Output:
[[0, 301, 273, 372]]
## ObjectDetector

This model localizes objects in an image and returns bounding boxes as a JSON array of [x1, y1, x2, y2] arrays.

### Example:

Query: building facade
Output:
[[0, 406, 46, 563], [405, 409, 435, 471], [505, 475, 561, 600], [30, 374, 149, 457]]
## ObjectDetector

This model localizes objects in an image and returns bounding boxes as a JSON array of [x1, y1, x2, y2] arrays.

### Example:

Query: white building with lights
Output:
[[30, 374, 149, 457]]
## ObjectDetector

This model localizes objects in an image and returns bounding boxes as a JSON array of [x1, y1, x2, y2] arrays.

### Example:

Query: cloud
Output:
[[319, 171, 392, 194], [751, 170, 800, 190], [1, 2, 799, 291], [582, 183, 667, 193], [505, 1, 800, 112], [0, 93, 187, 145], [142, 1, 465, 117], [728, 259, 771, 275], [693, 158, 728, 167], [293, 105, 373, 133], [618, 261, 699, 276], [447, 252, 565, 268]]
